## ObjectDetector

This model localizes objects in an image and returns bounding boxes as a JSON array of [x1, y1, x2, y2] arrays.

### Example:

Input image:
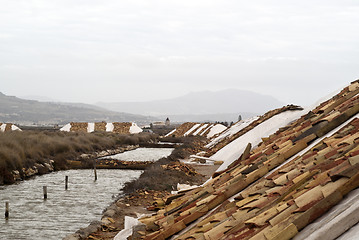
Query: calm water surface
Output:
[[104, 147, 174, 161], [0, 169, 142, 240], [0, 147, 174, 240]]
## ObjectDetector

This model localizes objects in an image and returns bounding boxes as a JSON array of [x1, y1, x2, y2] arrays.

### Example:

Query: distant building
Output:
[[152, 118, 171, 127], [152, 121, 166, 127], [151, 118, 176, 135]]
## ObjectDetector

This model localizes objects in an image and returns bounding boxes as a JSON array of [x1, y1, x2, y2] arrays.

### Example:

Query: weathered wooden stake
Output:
[[5, 202, 9, 219], [43, 186, 47, 200], [94, 162, 98, 181], [65, 176, 68, 190]]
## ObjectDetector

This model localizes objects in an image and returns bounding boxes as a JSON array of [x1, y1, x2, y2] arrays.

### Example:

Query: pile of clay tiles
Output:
[[60, 122, 142, 134], [160, 162, 200, 176], [165, 123, 227, 139], [135, 80, 359, 240], [0, 123, 21, 132]]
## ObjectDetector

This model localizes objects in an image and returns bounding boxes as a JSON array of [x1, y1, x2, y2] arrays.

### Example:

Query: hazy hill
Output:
[[96, 89, 285, 122], [0, 92, 156, 125], [157, 112, 257, 123]]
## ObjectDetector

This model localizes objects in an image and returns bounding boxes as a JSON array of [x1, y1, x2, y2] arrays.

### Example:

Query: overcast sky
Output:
[[1, 0, 358, 106]]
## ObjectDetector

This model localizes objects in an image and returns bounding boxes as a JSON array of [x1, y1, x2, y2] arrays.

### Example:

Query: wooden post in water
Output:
[[5, 202, 9, 219], [43, 186, 47, 200], [65, 176, 68, 190], [94, 160, 98, 181]]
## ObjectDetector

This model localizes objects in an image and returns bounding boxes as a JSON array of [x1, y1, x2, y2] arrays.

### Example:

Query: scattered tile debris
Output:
[[160, 162, 201, 176]]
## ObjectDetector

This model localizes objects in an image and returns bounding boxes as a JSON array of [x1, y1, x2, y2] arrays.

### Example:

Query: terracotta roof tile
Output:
[[135, 82, 359, 240]]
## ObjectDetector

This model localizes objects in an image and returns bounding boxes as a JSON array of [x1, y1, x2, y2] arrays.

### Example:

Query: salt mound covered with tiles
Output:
[[206, 104, 305, 172], [60, 122, 142, 134], [0, 123, 21, 132], [165, 122, 227, 139], [121, 80, 359, 240]]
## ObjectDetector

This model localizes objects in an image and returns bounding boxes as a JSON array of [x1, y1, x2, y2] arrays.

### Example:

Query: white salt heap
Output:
[[129, 123, 143, 134]]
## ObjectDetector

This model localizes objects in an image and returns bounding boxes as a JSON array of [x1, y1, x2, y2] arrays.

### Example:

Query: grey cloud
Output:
[[0, 0, 358, 106]]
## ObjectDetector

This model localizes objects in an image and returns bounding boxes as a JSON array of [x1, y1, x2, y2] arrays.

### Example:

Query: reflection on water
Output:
[[0, 169, 142, 240], [104, 148, 174, 162]]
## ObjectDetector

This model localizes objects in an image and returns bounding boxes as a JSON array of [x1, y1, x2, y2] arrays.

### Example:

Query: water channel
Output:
[[0, 147, 173, 240], [103, 147, 174, 162]]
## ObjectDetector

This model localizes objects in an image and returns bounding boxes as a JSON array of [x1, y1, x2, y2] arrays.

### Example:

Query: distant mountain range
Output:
[[0, 92, 156, 126], [96, 89, 285, 122], [0, 89, 286, 125]]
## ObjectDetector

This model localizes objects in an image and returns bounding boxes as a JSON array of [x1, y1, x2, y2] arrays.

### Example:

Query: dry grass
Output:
[[0, 131, 158, 181]]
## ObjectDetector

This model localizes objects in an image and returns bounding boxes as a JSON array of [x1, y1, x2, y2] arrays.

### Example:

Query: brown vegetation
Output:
[[0, 131, 158, 184]]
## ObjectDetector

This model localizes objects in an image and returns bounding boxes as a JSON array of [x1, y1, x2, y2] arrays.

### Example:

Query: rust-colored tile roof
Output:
[[136, 80, 359, 240]]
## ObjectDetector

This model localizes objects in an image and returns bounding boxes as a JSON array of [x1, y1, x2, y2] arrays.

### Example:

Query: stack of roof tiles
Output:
[[0, 123, 21, 132], [60, 122, 142, 134], [113, 122, 132, 134], [134, 80, 359, 240], [94, 121, 107, 132], [68, 122, 88, 133], [166, 123, 227, 139]]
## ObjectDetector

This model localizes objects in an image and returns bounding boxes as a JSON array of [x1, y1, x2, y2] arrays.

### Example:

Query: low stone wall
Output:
[[5, 160, 55, 184]]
